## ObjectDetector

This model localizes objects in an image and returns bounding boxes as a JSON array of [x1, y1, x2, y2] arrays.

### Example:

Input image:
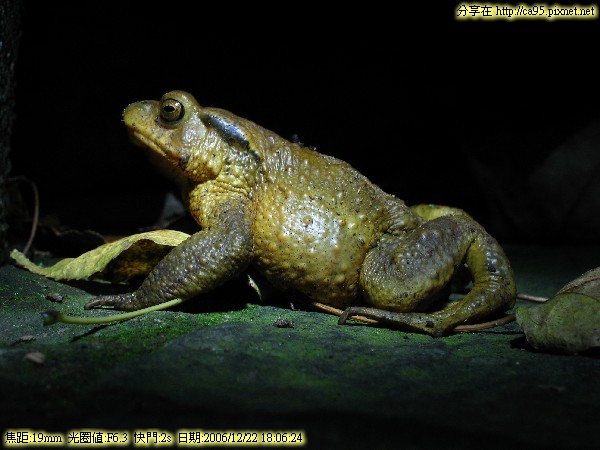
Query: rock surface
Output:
[[1, 245, 599, 449]]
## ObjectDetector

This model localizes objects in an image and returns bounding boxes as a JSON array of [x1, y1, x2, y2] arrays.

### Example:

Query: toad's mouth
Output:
[[128, 130, 179, 163]]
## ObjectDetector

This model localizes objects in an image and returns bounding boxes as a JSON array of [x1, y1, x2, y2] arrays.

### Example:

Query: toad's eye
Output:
[[160, 98, 184, 122]]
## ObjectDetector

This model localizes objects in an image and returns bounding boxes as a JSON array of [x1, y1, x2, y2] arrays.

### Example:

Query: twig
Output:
[[306, 300, 378, 324], [454, 314, 515, 332], [42, 298, 187, 326], [517, 293, 548, 303], [8, 176, 40, 255]]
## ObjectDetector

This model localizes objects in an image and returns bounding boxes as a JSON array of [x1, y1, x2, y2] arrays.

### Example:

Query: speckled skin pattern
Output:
[[85, 91, 516, 336]]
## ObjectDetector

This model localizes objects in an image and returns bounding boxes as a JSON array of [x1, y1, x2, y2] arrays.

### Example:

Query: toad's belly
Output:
[[251, 185, 379, 307]]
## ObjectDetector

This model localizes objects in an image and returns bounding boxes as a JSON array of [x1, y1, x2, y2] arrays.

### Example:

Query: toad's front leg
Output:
[[85, 199, 253, 311]]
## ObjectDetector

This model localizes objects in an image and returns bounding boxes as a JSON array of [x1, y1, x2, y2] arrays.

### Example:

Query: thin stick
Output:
[[517, 293, 548, 303], [41, 298, 187, 326], [454, 313, 515, 332], [8, 176, 40, 255], [307, 300, 378, 324]]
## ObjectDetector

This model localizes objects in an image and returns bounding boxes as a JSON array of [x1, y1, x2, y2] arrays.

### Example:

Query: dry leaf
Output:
[[516, 266, 600, 354], [557, 266, 600, 299], [11, 230, 190, 282], [516, 293, 600, 354]]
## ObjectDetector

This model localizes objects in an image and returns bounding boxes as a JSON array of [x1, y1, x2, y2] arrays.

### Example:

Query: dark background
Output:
[[9, 3, 600, 247]]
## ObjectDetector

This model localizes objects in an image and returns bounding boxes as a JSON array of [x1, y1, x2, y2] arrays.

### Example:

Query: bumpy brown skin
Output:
[[85, 91, 516, 336]]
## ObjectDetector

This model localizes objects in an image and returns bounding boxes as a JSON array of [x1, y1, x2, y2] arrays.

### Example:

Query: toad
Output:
[[85, 91, 516, 336]]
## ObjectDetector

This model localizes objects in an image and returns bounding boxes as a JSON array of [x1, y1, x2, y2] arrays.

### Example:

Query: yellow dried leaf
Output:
[[11, 230, 190, 282]]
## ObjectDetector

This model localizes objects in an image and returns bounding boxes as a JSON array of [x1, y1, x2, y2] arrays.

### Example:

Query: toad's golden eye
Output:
[[160, 98, 184, 122]]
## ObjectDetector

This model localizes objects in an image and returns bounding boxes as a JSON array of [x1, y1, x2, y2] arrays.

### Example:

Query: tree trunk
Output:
[[0, 0, 22, 264]]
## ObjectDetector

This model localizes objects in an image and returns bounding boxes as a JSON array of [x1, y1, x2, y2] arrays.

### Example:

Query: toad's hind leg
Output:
[[349, 213, 516, 337]]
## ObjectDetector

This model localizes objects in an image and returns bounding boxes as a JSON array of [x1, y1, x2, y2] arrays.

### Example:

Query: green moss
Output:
[[3, 247, 600, 448]]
